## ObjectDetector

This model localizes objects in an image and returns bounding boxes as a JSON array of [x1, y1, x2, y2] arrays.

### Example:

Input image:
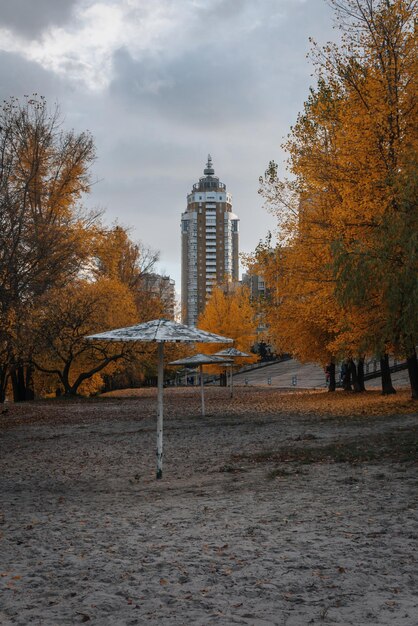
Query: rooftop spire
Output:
[[204, 154, 215, 176]]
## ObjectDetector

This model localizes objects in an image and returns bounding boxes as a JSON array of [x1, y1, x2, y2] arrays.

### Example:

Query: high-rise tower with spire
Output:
[[181, 155, 239, 326]]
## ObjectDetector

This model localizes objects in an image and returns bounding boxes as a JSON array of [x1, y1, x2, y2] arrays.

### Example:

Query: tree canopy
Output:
[[255, 0, 417, 396], [197, 284, 258, 370], [0, 96, 169, 400]]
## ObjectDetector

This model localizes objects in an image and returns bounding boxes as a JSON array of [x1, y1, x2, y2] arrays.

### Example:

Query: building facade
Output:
[[181, 156, 239, 326], [241, 272, 267, 301], [140, 273, 176, 319]]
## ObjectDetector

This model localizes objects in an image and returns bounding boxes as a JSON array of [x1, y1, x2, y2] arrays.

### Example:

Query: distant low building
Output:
[[241, 272, 267, 301], [141, 273, 176, 319], [242, 272, 274, 358]]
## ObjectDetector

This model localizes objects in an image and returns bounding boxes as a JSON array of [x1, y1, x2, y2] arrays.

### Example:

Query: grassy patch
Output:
[[267, 467, 308, 480], [219, 464, 247, 474], [233, 425, 418, 465]]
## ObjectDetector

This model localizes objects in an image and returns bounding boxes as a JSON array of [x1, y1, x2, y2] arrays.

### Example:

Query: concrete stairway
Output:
[[232, 358, 411, 390]]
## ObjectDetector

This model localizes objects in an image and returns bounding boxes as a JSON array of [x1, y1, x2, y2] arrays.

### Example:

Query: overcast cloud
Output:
[[0, 0, 336, 293]]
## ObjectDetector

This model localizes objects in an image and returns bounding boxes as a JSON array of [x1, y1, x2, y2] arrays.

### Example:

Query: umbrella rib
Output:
[[155, 319, 163, 341]]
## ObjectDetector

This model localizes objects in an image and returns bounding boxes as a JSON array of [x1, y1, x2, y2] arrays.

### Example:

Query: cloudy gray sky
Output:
[[0, 0, 336, 293]]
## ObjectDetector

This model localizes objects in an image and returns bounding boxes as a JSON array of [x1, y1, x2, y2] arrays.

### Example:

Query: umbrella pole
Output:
[[156, 342, 164, 479], [200, 364, 205, 417], [230, 364, 233, 398]]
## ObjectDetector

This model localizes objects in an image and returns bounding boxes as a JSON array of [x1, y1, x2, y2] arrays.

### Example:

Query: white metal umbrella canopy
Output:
[[86, 319, 232, 479], [214, 347, 252, 397], [169, 353, 233, 417], [215, 347, 251, 358]]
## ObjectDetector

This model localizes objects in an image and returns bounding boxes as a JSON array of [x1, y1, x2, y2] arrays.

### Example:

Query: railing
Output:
[[193, 182, 226, 191]]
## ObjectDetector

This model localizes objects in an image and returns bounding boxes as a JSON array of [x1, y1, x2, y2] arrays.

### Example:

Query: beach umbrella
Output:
[[214, 347, 252, 397], [86, 319, 232, 479], [169, 353, 233, 417]]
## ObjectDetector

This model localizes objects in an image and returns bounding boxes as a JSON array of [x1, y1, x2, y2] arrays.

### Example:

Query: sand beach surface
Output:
[[1, 387, 417, 625]]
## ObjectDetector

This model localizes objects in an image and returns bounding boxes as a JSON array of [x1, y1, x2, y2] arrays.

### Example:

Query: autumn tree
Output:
[[87, 225, 178, 390], [257, 0, 417, 395], [321, 0, 418, 395], [248, 219, 345, 392], [92, 224, 174, 321], [197, 284, 258, 372], [315, 0, 418, 395], [31, 278, 138, 396], [92, 225, 158, 289], [0, 96, 96, 400]]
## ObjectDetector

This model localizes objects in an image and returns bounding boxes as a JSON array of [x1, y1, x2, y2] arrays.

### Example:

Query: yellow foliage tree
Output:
[[0, 96, 97, 401], [32, 278, 138, 396], [257, 0, 417, 395], [92, 225, 158, 289], [92, 224, 172, 322], [197, 284, 258, 372]]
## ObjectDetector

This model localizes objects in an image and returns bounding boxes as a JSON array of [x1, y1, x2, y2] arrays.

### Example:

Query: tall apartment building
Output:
[[181, 155, 239, 326]]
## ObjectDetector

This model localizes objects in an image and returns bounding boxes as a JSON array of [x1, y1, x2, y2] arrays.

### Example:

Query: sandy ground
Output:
[[1, 387, 417, 626]]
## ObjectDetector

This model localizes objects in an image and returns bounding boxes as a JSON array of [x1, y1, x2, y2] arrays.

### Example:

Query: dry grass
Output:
[[102, 385, 417, 418], [1, 386, 416, 432], [263, 387, 416, 417], [234, 424, 418, 465]]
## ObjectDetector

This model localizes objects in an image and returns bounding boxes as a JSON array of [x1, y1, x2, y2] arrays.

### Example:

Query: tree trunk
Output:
[[61, 361, 74, 396], [349, 358, 362, 392], [11, 365, 35, 401], [25, 364, 35, 400], [327, 361, 336, 392], [0, 366, 8, 403], [406, 347, 418, 400], [380, 354, 396, 395], [342, 360, 352, 391], [11, 366, 25, 401], [61, 376, 74, 396], [10, 370, 17, 401], [357, 357, 366, 392]]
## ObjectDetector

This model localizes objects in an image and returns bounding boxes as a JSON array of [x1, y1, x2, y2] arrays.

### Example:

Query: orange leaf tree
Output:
[[0, 96, 97, 401], [257, 0, 417, 395], [92, 224, 173, 321], [31, 278, 138, 396], [197, 284, 258, 373]]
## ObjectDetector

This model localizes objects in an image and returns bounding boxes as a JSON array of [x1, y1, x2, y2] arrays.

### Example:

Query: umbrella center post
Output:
[[156, 342, 164, 479], [200, 364, 205, 417]]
